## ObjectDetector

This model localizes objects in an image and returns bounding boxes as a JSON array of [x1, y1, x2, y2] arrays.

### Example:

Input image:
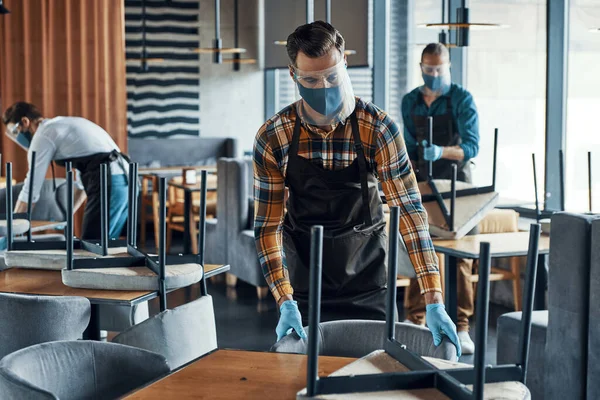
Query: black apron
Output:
[[411, 96, 472, 183], [282, 109, 390, 325], [54, 149, 129, 240]]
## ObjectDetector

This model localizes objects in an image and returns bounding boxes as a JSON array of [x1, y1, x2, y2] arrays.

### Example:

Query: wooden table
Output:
[[433, 231, 550, 322], [139, 166, 217, 176], [125, 350, 354, 399], [0, 263, 229, 340], [168, 175, 217, 254], [139, 166, 216, 249]]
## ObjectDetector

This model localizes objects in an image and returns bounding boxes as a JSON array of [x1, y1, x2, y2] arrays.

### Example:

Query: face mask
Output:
[[15, 130, 33, 149], [422, 73, 451, 95], [297, 84, 344, 116]]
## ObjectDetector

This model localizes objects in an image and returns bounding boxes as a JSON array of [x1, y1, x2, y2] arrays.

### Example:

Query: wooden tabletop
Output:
[[203, 264, 230, 278], [168, 175, 218, 192], [125, 350, 354, 400], [139, 165, 217, 176], [0, 269, 154, 305], [433, 231, 550, 259], [30, 220, 66, 233]]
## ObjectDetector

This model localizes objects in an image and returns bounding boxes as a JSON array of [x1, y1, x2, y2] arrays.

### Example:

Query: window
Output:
[[566, 0, 600, 212], [466, 0, 547, 205]]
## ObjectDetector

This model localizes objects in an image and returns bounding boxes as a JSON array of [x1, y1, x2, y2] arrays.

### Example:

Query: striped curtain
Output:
[[124, 0, 201, 138]]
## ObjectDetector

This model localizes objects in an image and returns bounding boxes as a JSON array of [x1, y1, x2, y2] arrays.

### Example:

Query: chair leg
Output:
[[226, 273, 238, 287], [190, 214, 198, 254], [152, 186, 160, 250], [256, 287, 269, 300], [140, 178, 148, 246], [166, 214, 173, 253], [510, 256, 522, 311]]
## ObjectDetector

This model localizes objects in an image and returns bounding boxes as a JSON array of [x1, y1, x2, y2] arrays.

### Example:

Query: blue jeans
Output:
[[109, 174, 129, 239]]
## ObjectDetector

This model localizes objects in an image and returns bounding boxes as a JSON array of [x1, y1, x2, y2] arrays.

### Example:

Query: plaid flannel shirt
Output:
[[253, 98, 441, 303]]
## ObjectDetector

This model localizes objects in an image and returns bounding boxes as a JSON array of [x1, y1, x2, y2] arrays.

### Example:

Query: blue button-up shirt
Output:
[[401, 83, 479, 161]]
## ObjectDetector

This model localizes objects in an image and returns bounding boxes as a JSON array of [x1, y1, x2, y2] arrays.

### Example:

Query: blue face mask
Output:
[[297, 84, 344, 116], [422, 73, 451, 94], [16, 130, 33, 149]]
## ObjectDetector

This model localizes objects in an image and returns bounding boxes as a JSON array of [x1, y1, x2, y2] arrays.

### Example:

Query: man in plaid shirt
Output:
[[253, 21, 460, 357]]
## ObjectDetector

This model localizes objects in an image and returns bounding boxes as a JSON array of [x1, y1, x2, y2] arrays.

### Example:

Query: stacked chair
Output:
[[0, 159, 219, 398], [288, 206, 541, 399]]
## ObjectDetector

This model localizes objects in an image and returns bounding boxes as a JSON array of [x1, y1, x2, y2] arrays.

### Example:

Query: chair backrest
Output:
[[588, 218, 600, 399], [270, 320, 457, 361], [112, 295, 218, 370], [0, 293, 90, 359], [128, 137, 237, 168], [220, 158, 253, 234], [545, 212, 600, 400], [0, 341, 169, 400], [0, 179, 68, 222]]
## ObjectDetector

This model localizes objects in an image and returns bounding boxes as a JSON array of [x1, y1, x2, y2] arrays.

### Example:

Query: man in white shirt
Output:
[[2, 102, 130, 240]]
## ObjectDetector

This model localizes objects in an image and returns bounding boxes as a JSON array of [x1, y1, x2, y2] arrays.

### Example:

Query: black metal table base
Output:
[[303, 207, 542, 400]]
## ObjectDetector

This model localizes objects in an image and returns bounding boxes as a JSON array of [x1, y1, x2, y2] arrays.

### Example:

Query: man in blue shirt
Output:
[[401, 43, 479, 355]]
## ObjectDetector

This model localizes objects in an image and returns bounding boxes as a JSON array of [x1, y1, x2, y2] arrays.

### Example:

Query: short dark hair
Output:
[[2, 102, 43, 125], [286, 21, 345, 66], [421, 43, 450, 62]]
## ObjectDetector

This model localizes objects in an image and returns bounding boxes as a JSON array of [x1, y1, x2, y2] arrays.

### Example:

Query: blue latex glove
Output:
[[421, 140, 443, 162], [276, 300, 307, 342], [426, 303, 462, 358]]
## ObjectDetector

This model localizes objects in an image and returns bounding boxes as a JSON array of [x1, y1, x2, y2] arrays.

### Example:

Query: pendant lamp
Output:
[[224, 0, 257, 71], [418, 0, 507, 47], [417, 0, 456, 48], [194, 0, 246, 64], [274, 0, 355, 56], [127, 0, 164, 70], [0, 0, 10, 14]]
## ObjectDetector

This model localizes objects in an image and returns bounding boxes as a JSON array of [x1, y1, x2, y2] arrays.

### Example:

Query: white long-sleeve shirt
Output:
[[19, 117, 128, 203]]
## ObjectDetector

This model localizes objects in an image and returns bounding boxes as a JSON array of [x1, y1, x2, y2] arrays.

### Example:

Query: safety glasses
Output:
[[420, 63, 451, 76], [291, 60, 347, 89]]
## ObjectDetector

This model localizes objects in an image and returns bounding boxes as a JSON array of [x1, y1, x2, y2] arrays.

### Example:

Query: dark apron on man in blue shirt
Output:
[[411, 96, 472, 183], [282, 108, 391, 325]]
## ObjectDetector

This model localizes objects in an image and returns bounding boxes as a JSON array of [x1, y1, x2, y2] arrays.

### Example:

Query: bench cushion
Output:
[[62, 263, 203, 291], [4, 247, 130, 270]]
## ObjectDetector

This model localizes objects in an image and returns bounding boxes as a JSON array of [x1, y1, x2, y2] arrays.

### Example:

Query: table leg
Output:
[[183, 190, 192, 254], [444, 254, 458, 323], [534, 253, 548, 310], [83, 304, 101, 341]]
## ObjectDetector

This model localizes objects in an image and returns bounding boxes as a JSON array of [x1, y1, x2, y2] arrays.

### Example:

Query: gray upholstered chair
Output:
[[0, 341, 169, 399], [0, 293, 90, 360], [112, 295, 217, 371], [497, 213, 600, 400], [0, 179, 69, 222], [271, 319, 458, 361], [218, 158, 268, 299]]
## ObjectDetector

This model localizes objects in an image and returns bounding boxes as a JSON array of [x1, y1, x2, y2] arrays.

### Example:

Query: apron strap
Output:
[[350, 113, 373, 227]]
